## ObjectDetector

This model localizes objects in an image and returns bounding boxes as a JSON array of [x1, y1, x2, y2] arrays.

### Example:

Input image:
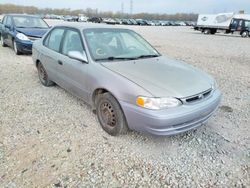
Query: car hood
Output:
[[16, 28, 48, 38], [101, 56, 213, 98]]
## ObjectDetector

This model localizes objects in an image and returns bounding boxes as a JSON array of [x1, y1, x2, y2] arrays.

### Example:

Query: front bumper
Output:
[[120, 89, 222, 136], [15, 40, 33, 54]]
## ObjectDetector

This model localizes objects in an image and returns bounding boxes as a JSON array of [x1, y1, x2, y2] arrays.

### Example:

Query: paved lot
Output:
[[0, 23, 249, 187]]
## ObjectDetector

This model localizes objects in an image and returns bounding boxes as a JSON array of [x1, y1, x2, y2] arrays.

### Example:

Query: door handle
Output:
[[58, 60, 63, 65]]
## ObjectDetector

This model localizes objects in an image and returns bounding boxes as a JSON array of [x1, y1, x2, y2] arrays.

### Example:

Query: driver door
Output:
[[57, 28, 89, 101]]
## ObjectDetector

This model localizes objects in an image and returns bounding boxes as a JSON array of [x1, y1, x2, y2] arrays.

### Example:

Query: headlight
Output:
[[136, 96, 181, 110], [16, 33, 30, 41]]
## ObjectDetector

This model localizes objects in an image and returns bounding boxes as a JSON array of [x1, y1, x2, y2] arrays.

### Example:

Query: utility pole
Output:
[[121, 2, 124, 18], [130, 0, 133, 18]]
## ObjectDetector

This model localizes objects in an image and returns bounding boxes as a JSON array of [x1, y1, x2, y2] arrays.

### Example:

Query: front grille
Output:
[[181, 88, 212, 104]]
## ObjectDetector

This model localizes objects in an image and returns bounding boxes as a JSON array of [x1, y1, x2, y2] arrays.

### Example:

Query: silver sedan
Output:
[[32, 23, 222, 136]]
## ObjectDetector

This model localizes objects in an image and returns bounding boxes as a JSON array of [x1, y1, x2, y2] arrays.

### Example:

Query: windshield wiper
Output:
[[95, 56, 137, 61], [133, 54, 160, 59], [16, 26, 48, 29]]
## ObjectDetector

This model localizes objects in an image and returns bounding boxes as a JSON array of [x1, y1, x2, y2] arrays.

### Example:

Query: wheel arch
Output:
[[91, 87, 125, 111], [92, 88, 112, 105]]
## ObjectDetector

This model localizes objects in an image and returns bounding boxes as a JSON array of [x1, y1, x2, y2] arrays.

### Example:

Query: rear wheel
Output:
[[204, 29, 211, 35], [241, 31, 249, 38], [96, 93, 128, 136], [0, 35, 6, 47], [210, 29, 217, 35], [37, 62, 54, 87], [13, 40, 21, 55]]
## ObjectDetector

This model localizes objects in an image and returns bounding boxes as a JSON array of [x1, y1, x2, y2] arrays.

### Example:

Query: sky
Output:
[[1, 0, 250, 14]]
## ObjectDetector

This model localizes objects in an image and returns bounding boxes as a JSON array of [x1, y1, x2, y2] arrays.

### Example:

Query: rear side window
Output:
[[46, 28, 65, 52]]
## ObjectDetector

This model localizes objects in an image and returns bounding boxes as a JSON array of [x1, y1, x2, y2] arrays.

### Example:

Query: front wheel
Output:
[[241, 31, 249, 38], [13, 40, 21, 55], [96, 93, 128, 136]]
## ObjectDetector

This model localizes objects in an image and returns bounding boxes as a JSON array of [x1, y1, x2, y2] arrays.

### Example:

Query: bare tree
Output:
[[0, 4, 198, 21]]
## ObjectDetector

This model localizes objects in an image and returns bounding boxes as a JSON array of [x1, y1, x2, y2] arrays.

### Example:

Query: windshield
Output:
[[83, 28, 160, 61], [13, 16, 49, 28]]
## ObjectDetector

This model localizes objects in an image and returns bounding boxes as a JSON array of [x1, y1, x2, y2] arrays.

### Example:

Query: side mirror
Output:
[[68, 51, 88, 63]]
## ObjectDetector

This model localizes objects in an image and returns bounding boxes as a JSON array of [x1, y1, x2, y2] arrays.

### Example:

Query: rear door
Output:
[[40, 27, 65, 83], [57, 28, 89, 101]]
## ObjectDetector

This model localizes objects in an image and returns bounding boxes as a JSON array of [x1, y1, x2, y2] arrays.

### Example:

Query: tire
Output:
[[96, 92, 128, 136], [210, 29, 217, 35], [204, 29, 211, 35], [37, 62, 54, 87], [241, 31, 249, 38], [0, 35, 7, 47], [13, 40, 21, 55]]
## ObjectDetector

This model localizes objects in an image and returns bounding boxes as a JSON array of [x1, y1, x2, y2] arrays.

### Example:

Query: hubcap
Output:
[[242, 32, 248, 37], [100, 101, 116, 127]]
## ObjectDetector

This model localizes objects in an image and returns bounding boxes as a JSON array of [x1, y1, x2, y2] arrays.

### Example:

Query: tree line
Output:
[[0, 4, 198, 21]]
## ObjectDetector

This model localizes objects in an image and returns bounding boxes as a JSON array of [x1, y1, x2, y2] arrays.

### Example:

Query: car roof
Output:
[[5, 14, 40, 18], [53, 22, 129, 30]]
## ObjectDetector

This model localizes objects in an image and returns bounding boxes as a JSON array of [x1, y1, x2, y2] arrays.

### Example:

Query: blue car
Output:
[[0, 14, 49, 55]]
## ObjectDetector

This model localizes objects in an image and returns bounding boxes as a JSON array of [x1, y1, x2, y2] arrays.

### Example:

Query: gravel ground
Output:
[[0, 23, 249, 187]]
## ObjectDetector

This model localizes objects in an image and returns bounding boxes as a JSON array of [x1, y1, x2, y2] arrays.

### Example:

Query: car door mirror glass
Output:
[[68, 51, 88, 63]]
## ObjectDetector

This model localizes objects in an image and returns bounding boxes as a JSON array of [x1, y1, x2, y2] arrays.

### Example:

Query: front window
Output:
[[13, 16, 48, 28], [83, 28, 160, 61], [62, 30, 84, 55]]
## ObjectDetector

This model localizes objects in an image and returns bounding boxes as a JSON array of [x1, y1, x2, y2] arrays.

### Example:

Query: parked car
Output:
[[88, 17, 102, 23], [147, 20, 155, 26], [121, 19, 131, 25], [129, 19, 138, 25], [32, 23, 222, 136], [0, 14, 49, 55], [78, 15, 88, 22], [64, 15, 78, 22], [152, 20, 161, 26], [114, 18, 122, 25], [136, 19, 148, 26], [103, 18, 116, 25]]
